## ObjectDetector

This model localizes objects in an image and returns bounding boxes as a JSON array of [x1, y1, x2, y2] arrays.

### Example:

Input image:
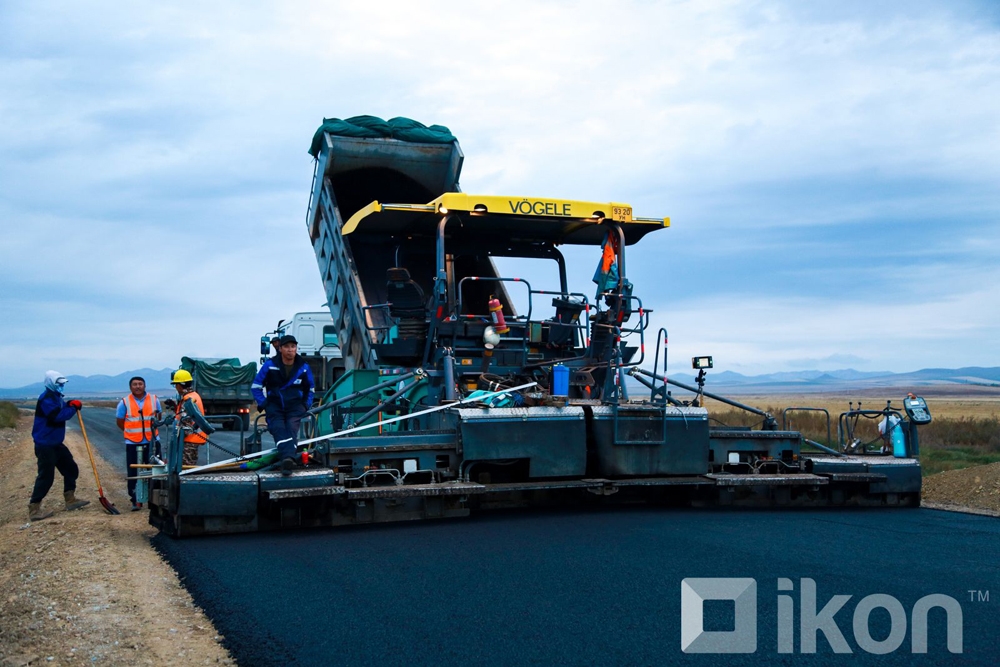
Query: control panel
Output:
[[903, 395, 932, 425]]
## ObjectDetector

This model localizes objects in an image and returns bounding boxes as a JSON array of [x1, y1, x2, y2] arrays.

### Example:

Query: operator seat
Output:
[[373, 267, 428, 366], [386, 267, 427, 336]]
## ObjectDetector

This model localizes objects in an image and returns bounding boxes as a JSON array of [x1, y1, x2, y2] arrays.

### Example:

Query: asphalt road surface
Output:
[[151, 504, 1000, 666], [43, 406, 1000, 664]]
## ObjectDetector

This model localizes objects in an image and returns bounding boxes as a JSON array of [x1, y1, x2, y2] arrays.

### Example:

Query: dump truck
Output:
[[147, 116, 931, 537], [178, 357, 257, 431]]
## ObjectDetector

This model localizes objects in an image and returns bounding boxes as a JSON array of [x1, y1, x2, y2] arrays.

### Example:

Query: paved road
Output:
[[152, 506, 1000, 666]]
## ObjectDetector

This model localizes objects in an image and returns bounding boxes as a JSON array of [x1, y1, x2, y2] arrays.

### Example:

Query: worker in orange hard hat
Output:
[[170, 369, 208, 466]]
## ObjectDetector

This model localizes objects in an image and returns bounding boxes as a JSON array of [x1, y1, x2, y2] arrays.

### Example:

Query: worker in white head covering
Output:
[[29, 370, 90, 521]]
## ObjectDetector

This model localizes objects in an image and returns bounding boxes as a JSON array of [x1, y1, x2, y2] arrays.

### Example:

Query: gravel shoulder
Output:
[[0, 411, 232, 666], [922, 461, 1000, 515]]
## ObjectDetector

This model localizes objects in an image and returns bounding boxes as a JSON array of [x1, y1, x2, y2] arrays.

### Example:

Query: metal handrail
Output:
[[456, 276, 534, 323], [201, 414, 247, 463], [528, 289, 591, 348], [593, 293, 649, 368], [838, 408, 905, 452], [782, 407, 832, 448]]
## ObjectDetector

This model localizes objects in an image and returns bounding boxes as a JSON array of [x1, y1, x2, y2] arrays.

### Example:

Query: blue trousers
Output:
[[31, 443, 79, 504], [265, 404, 306, 460]]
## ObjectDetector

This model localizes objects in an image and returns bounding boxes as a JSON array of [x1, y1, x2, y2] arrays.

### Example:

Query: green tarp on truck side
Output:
[[180, 357, 257, 387], [308, 115, 457, 158]]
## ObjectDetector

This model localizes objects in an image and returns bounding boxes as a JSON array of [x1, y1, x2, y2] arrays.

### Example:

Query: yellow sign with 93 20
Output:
[[611, 205, 632, 222]]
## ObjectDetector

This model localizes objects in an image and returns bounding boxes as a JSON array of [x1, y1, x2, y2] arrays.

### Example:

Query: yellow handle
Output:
[[77, 411, 106, 493]]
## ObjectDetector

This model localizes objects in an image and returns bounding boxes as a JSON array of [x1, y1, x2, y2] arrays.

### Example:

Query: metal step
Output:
[[820, 473, 888, 483], [266, 485, 346, 500], [345, 481, 485, 500], [705, 473, 829, 487]]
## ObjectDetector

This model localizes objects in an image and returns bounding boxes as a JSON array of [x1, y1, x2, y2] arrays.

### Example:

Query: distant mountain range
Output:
[[1, 366, 998, 399], [0, 368, 176, 399], [665, 366, 1000, 393]]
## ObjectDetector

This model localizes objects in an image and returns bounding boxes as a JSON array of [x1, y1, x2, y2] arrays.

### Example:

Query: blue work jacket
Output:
[[32, 389, 77, 446], [251, 355, 315, 411]]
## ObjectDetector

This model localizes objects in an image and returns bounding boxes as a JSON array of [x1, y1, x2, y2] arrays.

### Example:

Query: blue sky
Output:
[[1, 1, 998, 388]]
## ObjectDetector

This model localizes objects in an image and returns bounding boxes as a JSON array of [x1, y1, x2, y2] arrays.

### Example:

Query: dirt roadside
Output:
[[921, 461, 1000, 516], [0, 411, 232, 667]]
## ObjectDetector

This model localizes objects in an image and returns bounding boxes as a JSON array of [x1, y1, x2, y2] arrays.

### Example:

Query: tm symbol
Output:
[[968, 590, 990, 603]]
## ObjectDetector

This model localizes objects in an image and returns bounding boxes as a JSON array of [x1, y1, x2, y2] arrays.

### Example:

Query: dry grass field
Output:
[[701, 386, 1000, 476], [0, 401, 17, 429]]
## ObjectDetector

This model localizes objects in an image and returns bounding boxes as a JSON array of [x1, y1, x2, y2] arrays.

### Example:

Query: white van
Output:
[[262, 312, 344, 394], [278, 312, 341, 360]]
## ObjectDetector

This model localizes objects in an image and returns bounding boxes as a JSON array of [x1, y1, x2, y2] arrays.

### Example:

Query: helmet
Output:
[[171, 369, 194, 384]]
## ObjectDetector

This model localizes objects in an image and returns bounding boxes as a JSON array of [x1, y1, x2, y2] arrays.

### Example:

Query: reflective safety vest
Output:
[[123, 393, 158, 444], [176, 391, 208, 445]]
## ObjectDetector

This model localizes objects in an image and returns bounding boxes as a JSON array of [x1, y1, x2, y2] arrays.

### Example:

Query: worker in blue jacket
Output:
[[30, 371, 91, 521], [251, 335, 315, 475]]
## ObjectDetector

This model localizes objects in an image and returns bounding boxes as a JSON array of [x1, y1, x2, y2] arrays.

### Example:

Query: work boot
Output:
[[64, 491, 90, 511], [281, 457, 294, 476], [28, 502, 54, 522]]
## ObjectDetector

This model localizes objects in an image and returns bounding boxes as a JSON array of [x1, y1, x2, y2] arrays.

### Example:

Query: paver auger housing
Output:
[[148, 116, 929, 536]]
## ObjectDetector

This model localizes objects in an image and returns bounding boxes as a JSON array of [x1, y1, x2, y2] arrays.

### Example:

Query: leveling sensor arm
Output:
[[629, 367, 779, 429]]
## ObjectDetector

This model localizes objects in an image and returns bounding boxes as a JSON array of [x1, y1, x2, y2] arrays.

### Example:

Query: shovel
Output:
[[77, 411, 121, 515]]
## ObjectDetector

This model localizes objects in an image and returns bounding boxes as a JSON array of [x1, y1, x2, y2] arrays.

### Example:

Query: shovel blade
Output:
[[100, 496, 120, 515]]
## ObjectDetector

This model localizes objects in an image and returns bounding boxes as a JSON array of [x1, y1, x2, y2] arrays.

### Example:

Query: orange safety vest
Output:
[[123, 393, 158, 444], [176, 391, 208, 445]]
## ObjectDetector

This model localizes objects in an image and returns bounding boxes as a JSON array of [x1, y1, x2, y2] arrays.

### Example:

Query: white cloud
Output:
[[0, 0, 998, 386], [656, 284, 1000, 376]]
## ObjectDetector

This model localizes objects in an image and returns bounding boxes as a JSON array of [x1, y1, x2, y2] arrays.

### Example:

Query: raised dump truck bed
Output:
[[305, 118, 464, 370]]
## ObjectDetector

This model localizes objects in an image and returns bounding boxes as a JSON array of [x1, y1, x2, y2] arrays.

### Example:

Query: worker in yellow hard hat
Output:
[[170, 369, 208, 466]]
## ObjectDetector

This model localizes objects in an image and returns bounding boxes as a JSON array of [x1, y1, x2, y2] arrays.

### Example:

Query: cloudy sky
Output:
[[1, 0, 998, 388]]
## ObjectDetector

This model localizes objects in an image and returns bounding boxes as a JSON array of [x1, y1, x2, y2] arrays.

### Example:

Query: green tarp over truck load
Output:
[[180, 357, 257, 387], [308, 115, 457, 158]]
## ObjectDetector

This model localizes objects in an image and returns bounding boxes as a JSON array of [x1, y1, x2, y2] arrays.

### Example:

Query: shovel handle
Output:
[[77, 411, 106, 493]]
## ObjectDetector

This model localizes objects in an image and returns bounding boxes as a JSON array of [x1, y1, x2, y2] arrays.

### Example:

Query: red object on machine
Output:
[[488, 295, 509, 334]]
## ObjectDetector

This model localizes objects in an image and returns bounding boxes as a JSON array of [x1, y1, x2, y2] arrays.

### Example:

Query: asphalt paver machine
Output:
[[148, 117, 931, 536]]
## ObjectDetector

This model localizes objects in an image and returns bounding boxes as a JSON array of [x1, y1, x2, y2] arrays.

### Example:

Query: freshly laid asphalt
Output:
[[152, 506, 1000, 666], [56, 408, 1000, 665]]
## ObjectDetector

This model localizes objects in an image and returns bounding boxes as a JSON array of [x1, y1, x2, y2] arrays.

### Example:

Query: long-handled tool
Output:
[[77, 411, 121, 515]]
